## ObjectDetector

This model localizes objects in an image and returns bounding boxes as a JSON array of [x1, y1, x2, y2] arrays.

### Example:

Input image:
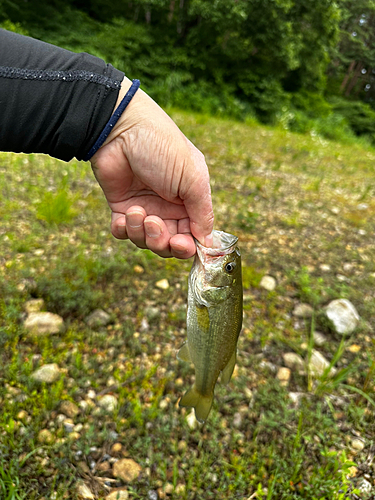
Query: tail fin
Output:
[[179, 385, 213, 423]]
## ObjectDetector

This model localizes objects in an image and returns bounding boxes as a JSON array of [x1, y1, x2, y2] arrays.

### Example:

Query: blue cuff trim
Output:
[[83, 78, 140, 161]]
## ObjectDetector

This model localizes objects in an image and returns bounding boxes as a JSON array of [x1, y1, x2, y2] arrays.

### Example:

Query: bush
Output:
[[328, 96, 375, 141]]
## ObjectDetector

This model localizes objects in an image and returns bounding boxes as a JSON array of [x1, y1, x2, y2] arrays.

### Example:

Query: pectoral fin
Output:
[[221, 350, 237, 384], [177, 342, 191, 362], [179, 384, 213, 423]]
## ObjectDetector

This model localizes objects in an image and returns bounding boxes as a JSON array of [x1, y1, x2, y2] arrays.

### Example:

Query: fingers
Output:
[[181, 142, 214, 247], [111, 206, 196, 259]]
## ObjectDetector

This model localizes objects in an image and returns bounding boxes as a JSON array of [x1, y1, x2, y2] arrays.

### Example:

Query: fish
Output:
[[178, 230, 243, 423]]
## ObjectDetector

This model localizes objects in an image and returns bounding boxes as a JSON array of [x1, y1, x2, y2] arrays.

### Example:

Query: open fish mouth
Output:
[[196, 230, 238, 259]]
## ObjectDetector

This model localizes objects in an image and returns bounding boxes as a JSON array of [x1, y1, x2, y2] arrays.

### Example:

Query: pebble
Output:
[[276, 367, 291, 386], [313, 331, 327, 346], [156, 279, 169, 290], [325, 299, 360, 335], [288, 392, 304, 405], [68, 431, 81, 441], [60, 400, 80, 418], [357, 478, 372, 494], [31, 364, 61, 383], [319, 264, 331, 272], [175, 484, 186, 495], [233, 412, 242, 428], [292, 303, 314, 318], [106, 489, 129, 500], [164, 483, 174, 494], [113, 458, 142, 482], [348, 344, 361, 353], [24, 312, 64, 336], [76, 481, 95, 500], [308, 350, 335, 377], [17, 410, 28, 421], [259, 275, 276, 291], [63, 419, 75, 433], [282, 352, 305, 372], [178, 440, 187, 452], [38, 429, 54, 444], [98, 395, 118, 412], [24, 298, 45, 314], [147, 491, 158, 500], [351, 438, 365, 451], [85, 309, 111, 328], [133, 265, 144, 274], [111, 443, 123, 454]]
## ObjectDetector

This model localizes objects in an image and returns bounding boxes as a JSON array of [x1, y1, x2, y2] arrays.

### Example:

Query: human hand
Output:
[[90, 77, 214, 258]]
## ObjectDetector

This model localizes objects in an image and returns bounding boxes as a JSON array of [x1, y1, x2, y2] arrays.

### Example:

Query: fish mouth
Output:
[[196, 230, 238, 257]]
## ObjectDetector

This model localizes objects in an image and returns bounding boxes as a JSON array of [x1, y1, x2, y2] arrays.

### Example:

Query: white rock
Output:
[[276, 367, 291, 385], [24, 312, 64, 336], [155, 279, 169, 290], [351, 438, 365, 451], [98, 394, 118, 412], [319, 264, 331, 272], [259, 275, 276, 291], [326, 299, 360, 335], [308, 350, 335, 377], [313, 331, 327, 346], [357, 478, 372, 494], [292, 303, 314, 318], [31, 364, 61, 383], [283, 352, 305, 372], [76, 481, 95, 499], [106, 489, 129, 500], [85, 309, 111, 328], [24, 299, 45, 314]]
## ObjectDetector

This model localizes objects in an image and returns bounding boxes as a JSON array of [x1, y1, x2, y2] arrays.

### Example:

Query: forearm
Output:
[[0, 29, 124, 161]]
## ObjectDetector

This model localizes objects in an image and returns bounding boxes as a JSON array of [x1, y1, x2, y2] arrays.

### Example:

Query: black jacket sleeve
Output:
[[0, 29, 124, 162]]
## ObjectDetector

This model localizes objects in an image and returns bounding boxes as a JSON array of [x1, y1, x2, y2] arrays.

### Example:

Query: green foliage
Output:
[[329, 96, 375, 141], [36, 188, 77, 226]]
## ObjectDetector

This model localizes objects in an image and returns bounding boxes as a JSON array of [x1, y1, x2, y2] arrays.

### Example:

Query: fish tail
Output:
[[179, 385, 213, 423]]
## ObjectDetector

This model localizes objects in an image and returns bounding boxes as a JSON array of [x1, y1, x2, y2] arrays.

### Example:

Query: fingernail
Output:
[[126, 212, 144, 228], [173, 245, 187, 255], [116, 224, 127, 238], [203, 232, 213, 248], [144, 221, 162, 238]]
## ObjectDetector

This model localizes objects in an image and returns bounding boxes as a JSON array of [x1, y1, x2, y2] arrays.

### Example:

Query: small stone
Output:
[[159, 398, 169, 410], [186, 409, 197, 429], [68, 431, 81, 441], [85, 309, 111, 328], [282, 352, 305, 372], [347, 466, 358, 478], [325, 299, 360, 335], [292, 303, 314, 318], [331, 207, 340, 215], [106, 489, 129, 500], [276, 367, 291, 386], [259, 275, 276, 291], [113, 458, 142, 482], [17, 410, 28, 421], [98, 395, 118, 412], [24, 312, 64, 336], [77, 462, 90, 474], [351, 438, 365, 451], [175, 484, 186, 495], [348, 344, 361, 353], [288, 392, 304, 405], [178, 440, 187, 452], [319, 264, 331, 272], [145, 307, 160, 321], [357, 478, 372, 494], [31, 364, 61, 383], [313, 331, 327, 346], [156, 279, 169, 290], [133, 265, 144, 274], [111, 443, 123, 454], [147, 491, 158, 500], [308, 350, 335, 377], [97, 461, 111, 472], [233, 412, 242, 428], [63, 418, 75, 433], [24, 298, 45, 314], [38, 429, 54, 444], [164, 483, 174, 494], [76, 481, 95, 500], [60, 400, 80, 418]]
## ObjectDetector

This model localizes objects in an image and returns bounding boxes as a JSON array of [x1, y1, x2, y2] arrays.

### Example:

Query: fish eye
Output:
[[225, 261, 236, 273]]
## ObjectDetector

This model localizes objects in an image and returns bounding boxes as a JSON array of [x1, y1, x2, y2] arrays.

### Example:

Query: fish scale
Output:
[[178, 230, 243, 423]]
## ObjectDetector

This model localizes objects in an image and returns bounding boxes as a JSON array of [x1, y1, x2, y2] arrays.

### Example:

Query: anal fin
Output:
[[177, 342, 192, 362]]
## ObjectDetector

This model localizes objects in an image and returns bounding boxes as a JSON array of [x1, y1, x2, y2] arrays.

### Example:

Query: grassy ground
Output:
[[1, 111, 375, 499]]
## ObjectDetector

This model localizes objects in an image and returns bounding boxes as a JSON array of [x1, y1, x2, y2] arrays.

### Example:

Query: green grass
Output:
[[0, 111, 375, 499]]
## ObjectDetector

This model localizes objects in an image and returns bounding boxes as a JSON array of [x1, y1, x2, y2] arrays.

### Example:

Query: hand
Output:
[[90, 77, 214, 259]]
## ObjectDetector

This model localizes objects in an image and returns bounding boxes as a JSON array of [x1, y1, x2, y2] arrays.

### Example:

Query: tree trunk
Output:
[[345, 62, 364, 96], [340, 60, 356, 93]]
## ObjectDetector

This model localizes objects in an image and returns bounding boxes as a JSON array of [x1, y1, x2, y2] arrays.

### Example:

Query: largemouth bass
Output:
[[178, 230, 243, 423]]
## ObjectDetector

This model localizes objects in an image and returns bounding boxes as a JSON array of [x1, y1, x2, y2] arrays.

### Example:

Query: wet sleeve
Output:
[[0, 29, 125, 162]]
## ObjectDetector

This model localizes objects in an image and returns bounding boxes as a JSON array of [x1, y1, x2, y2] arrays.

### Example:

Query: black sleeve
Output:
[[0, 29, 125, 162]]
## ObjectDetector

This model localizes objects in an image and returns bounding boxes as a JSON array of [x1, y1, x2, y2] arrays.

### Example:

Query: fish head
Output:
[[193, 230, 242, 298]]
